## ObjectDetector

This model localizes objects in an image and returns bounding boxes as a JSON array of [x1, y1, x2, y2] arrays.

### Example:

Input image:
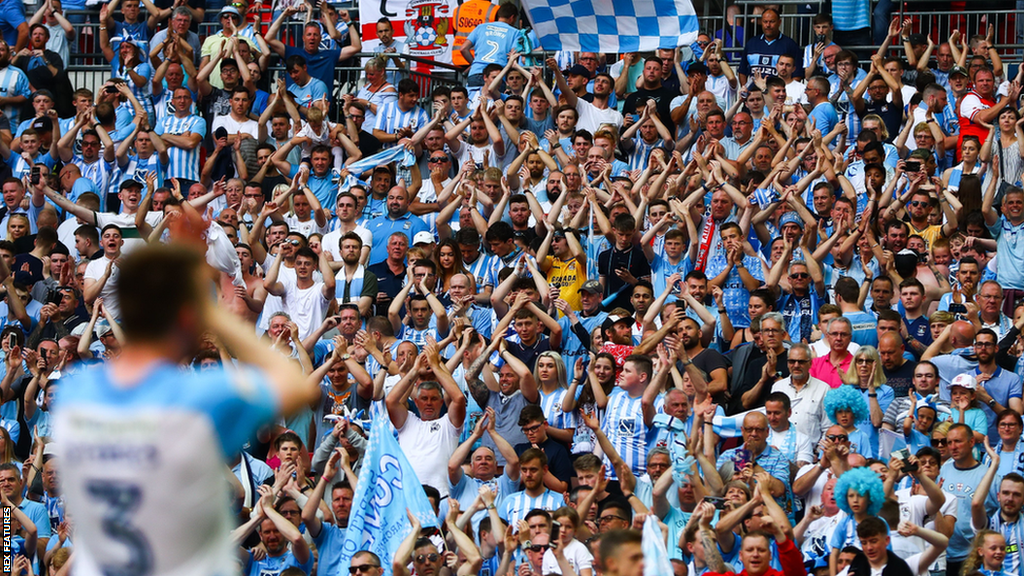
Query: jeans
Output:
[[873, 0, 896, 44]]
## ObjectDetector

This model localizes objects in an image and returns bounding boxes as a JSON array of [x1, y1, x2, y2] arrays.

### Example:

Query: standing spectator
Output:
[[459, 3, 519, 89], [960, 69, 1020, 148], [983, 177, 1024, 314], [266, 8, 361, 96], [371, 18, 406, 87], [739, 9, 802, 85], [154, 88, 205, 186], [373, 79, 429, 148]]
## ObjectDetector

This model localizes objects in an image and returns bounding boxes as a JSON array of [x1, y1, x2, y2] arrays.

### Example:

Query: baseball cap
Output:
[[908, 33, 927, 46], [120, 179, 143, 191], [949, 65, 969, 78], [31, 89, 54, 102], [779, 212, 804, 230], [30, 116, 52, 132], [220, 5, 241, 17], [950, 374, 977, 390], [565, 64, 592, 79], [412, 231, 435, 245], [600, 314, 634, 335], [578, 280, 602, 294], [94, 319, 115, 338], [687, 61, 708, 76]]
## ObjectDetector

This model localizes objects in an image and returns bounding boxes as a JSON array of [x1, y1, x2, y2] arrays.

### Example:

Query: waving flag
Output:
[[337, 416, 439, 576], [521, 0, 699, 53], [642, 514, 673, 576]]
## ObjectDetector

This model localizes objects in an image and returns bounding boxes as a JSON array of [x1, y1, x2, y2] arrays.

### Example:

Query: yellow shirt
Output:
[[909, 223, 944, 250], [545, 256, 586, 311]]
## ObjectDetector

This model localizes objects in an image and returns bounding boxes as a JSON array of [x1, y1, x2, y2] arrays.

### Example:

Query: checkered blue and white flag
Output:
[[522, 0, 700, 53]]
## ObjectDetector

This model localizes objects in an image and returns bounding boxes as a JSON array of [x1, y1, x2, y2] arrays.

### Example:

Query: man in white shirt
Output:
[[263, 245, 336, 339], [549, 58, 623, 133], [386, 341, 466, 499], [771, 342, 831, 444], [765, 391, 814, 470], [211, 86, 259, 143]]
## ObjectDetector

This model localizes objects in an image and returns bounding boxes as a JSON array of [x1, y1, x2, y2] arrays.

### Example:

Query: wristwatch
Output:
[[988, 398, 998, 408]]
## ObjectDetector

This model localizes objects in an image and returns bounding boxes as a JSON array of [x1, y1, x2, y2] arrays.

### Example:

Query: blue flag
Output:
[[337, 415, 439, 576], [642, 515, 673, 576], [522, 0, 699, 54]]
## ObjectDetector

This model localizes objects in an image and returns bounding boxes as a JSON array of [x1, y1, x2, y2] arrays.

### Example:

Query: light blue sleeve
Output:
[[373, 103, 388, 132], [14, 71, 29, 98], [24, 501, 50, 538], [189, 116, 207, 138], [199, 366, 279, 457], [311, 80, 327, 101], [967, 408, 989, 435], [154, 117, 166, 136]]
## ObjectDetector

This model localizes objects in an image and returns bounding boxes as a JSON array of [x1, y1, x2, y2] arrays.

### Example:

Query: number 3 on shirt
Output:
[[88, 480, 154, 576]]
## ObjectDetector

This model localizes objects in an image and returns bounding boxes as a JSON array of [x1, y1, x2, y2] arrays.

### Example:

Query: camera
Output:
[[703, 496, 727, 509], [905, 160, 921, 173]]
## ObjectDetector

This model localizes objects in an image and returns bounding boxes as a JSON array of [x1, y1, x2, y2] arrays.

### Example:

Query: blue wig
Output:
[[824, 385, 870, 424], [834, 467, 886, 517]]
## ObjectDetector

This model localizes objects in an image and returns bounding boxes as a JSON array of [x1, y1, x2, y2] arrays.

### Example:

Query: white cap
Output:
[[950, 374, 977, 390], [413, 231, 435, 245]]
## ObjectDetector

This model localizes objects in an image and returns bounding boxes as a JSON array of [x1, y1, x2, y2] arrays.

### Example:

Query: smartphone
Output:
[[893, 447, 918, 472], [549, 520, 560, 543], [703, 496, 727, 509], [948, 303, 967, 315], [815, 34, 827, 44], [918, 251, 929, 264], [905, 160, 921, 173], [104, 85, 118, 94], [734, 448, 752, 470], [5, 333, 14, 350], [30, 166, 40, 186]]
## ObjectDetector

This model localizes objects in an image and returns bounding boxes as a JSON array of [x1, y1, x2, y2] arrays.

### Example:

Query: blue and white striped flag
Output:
[[522, 0, 700, 53], [337, 415, 439, 576], [341, 146, 417, 192]]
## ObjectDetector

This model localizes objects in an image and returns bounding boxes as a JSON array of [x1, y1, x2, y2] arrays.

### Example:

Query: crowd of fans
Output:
[[1, 0, 1024, 575]]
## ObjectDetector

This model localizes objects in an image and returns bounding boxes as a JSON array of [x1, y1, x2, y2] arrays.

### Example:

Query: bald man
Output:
[[792, 424, 863, 510], [922, 320, 979, 402], [878, 332, 916, 397]]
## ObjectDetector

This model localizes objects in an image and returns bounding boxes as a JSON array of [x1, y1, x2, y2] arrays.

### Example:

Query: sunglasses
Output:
[[415, 554, 439, 564], [349, 565, 380, 574], [855, 358, 875, 365], [429, 157, 449, 164], [789, 273, 809, 280], [931, 438, 948, 446], [826, 434, 848, 442], [526, 545, 549, 552], [285, 239, 301, 246], [909, 201, 929, 208]]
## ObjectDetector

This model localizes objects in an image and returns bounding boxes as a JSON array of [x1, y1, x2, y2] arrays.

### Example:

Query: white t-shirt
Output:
[[211, 114, 259, 141], [786, 79, 807, 106], [397, 412, 461, 498], [541, 539, 594, 575], [574, 97, 624, 133], [897, 486, 956, 557], [84, 255, 121, 319], [284, 214, 329, 239], [322, 225, 372, 261], [279, 278, 331, 340]]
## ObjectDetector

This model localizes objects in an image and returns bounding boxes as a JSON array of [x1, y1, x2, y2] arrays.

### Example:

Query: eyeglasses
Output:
[[828, 332, 851, 338], [826, 434, 848, 442], [526, 544, 550, 552], [787, 358, 810, 364], [349, 565, 380, 574], [790, 273, 810, 280], [579, 56, 597, 62], [999, 422, 1020, 428], [743, 426, 768, 433], [598, 515, 627, 524], [931, 438, 948, 446], [415, 554, 439, 564], [855, 358, 875, 365], [521, 423, 542, 433], [761, 328, 782, 335], [975, 341, 997, 348]]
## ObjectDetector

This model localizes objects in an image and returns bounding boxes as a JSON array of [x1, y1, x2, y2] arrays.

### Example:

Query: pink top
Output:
[[809, 353, 852, 389]]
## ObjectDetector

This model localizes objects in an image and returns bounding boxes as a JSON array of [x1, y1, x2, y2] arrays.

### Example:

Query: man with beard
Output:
[[549, 58, 622, 132], [366, 186, 428, 266], [965, 328, 1023, 442], [972, 456, 1024, 576], [622, 58, 677, 135], [724, 313, 789, 414], [0, 42, 29, 126], [238, 490, 313, 576], [673, 315, 728, 404], [332, 232, 376, 318]]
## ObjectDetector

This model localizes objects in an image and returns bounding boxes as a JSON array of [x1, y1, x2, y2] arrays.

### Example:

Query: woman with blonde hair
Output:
[[840, 345, 892, 459], [532, 351, 574, 445]]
